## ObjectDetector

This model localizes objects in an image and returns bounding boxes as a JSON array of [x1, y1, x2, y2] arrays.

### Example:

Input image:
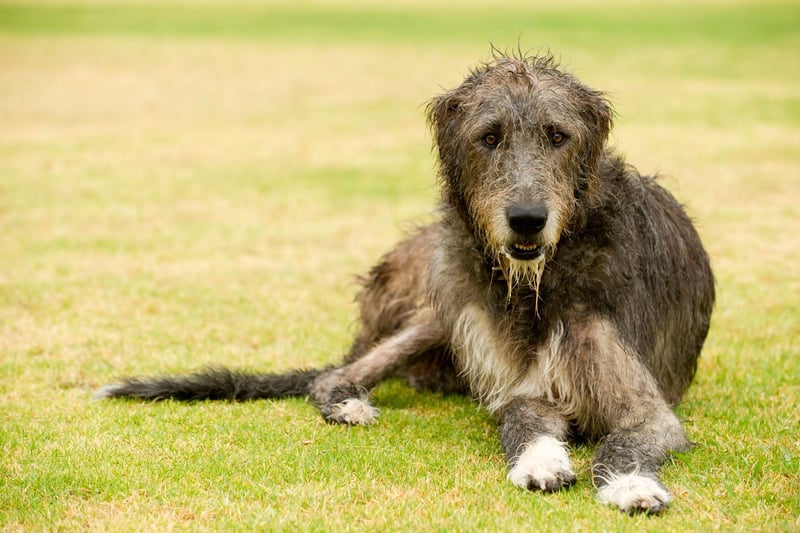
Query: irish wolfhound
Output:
[[98, 52, 715, 514]]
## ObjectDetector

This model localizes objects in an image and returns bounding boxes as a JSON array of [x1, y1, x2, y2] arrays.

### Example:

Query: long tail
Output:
[[94, 366, 327, 402]]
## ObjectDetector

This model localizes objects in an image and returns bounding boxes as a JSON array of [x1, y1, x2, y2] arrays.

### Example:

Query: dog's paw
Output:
[[507, 436, 576, 492], [325, 398, 379, 426], [311, 377, 378, 426], [596, 472, 671, 514]]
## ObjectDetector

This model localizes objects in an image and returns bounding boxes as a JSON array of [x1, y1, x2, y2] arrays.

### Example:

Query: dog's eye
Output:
[[483, 133, 499, 147], [551, 131, 568, 146]]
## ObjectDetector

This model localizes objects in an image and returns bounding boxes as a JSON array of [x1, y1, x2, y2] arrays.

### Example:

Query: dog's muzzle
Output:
[[504, 204, 548, 261]]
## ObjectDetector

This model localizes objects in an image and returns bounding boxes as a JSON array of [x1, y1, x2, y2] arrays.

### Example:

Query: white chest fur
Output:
[[451, 304, 563, 413]]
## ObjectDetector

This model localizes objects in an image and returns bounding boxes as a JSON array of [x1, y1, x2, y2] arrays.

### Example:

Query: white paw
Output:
[[507, 436, 576, 492], [326, 398, 379, 426], [596, 472, 672, 514]]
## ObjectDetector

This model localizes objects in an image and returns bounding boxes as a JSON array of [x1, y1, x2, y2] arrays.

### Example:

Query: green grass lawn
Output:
[[1, 0, 799, 530]]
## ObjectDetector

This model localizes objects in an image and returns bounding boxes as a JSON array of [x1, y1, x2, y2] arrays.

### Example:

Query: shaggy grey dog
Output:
[[98, 52, 715, 514]]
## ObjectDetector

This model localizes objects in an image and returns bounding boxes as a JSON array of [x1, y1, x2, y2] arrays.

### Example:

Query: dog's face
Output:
[[428, 55, 612, 288]]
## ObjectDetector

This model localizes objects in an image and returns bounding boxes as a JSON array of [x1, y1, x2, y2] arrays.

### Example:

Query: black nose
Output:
[[507, 204, 548, 236]]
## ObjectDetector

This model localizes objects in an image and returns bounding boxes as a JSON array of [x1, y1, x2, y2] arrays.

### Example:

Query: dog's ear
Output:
[[576, 90, 614, 199], [426, 90, 460, 135], [581, 90, 613, 145], [426, 78, 480, 225], [427, 87, 466, 182], [426, 70, 483, 181]]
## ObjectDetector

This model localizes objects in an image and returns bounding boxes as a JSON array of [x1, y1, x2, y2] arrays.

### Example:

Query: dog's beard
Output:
[[494, 245, 553, 313]]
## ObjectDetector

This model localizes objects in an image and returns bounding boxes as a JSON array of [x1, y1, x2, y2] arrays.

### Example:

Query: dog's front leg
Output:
[[500, 397, 576, 492], [310, 308, 444, 425], [568, 317, 692, 514], [592, 398, 691, 515]]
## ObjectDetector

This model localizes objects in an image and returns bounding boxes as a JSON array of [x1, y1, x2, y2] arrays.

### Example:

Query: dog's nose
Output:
[[507, 204, 548, 236]]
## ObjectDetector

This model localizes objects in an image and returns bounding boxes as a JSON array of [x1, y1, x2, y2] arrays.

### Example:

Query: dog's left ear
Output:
[[582, 91, 613, 143], [576, 90, 614, 199]]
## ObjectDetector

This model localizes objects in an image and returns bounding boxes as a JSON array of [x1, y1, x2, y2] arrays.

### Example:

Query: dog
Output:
[[97, 52, 715, 514]]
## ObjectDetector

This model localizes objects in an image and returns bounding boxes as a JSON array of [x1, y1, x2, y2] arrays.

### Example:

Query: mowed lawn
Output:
[[1, 0, 798, 530]]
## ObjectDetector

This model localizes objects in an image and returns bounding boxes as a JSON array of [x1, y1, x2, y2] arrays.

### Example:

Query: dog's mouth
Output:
[[504, 242, 544, 261]]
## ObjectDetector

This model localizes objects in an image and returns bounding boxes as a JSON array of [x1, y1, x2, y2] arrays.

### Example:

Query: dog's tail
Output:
[[94, 366, 327, 402]]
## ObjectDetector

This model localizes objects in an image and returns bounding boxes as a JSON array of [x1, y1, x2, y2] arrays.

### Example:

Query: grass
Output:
[[0, 2, 795, 48], [1, 0, 799, 530]]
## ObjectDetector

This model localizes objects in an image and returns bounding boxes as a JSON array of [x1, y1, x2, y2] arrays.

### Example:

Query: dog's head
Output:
[[427, 52, 613, 290]]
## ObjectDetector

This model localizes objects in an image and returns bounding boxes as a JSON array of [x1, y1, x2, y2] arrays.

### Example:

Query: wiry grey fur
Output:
[[98, 52, 715, 514]]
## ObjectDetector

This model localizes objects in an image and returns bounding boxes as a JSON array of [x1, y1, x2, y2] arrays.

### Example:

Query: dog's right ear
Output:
[[426, 77, 476, 183], [427, 85, 462, 122], [427, 90, 462, 156]]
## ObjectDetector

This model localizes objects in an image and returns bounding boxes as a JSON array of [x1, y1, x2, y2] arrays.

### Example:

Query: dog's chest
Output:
[[450, 303, 561, 413]]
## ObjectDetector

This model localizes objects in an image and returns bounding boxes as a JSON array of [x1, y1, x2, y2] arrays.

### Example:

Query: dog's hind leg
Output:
[[310, 308, 444, 425], [500, 398, 577, 492]]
